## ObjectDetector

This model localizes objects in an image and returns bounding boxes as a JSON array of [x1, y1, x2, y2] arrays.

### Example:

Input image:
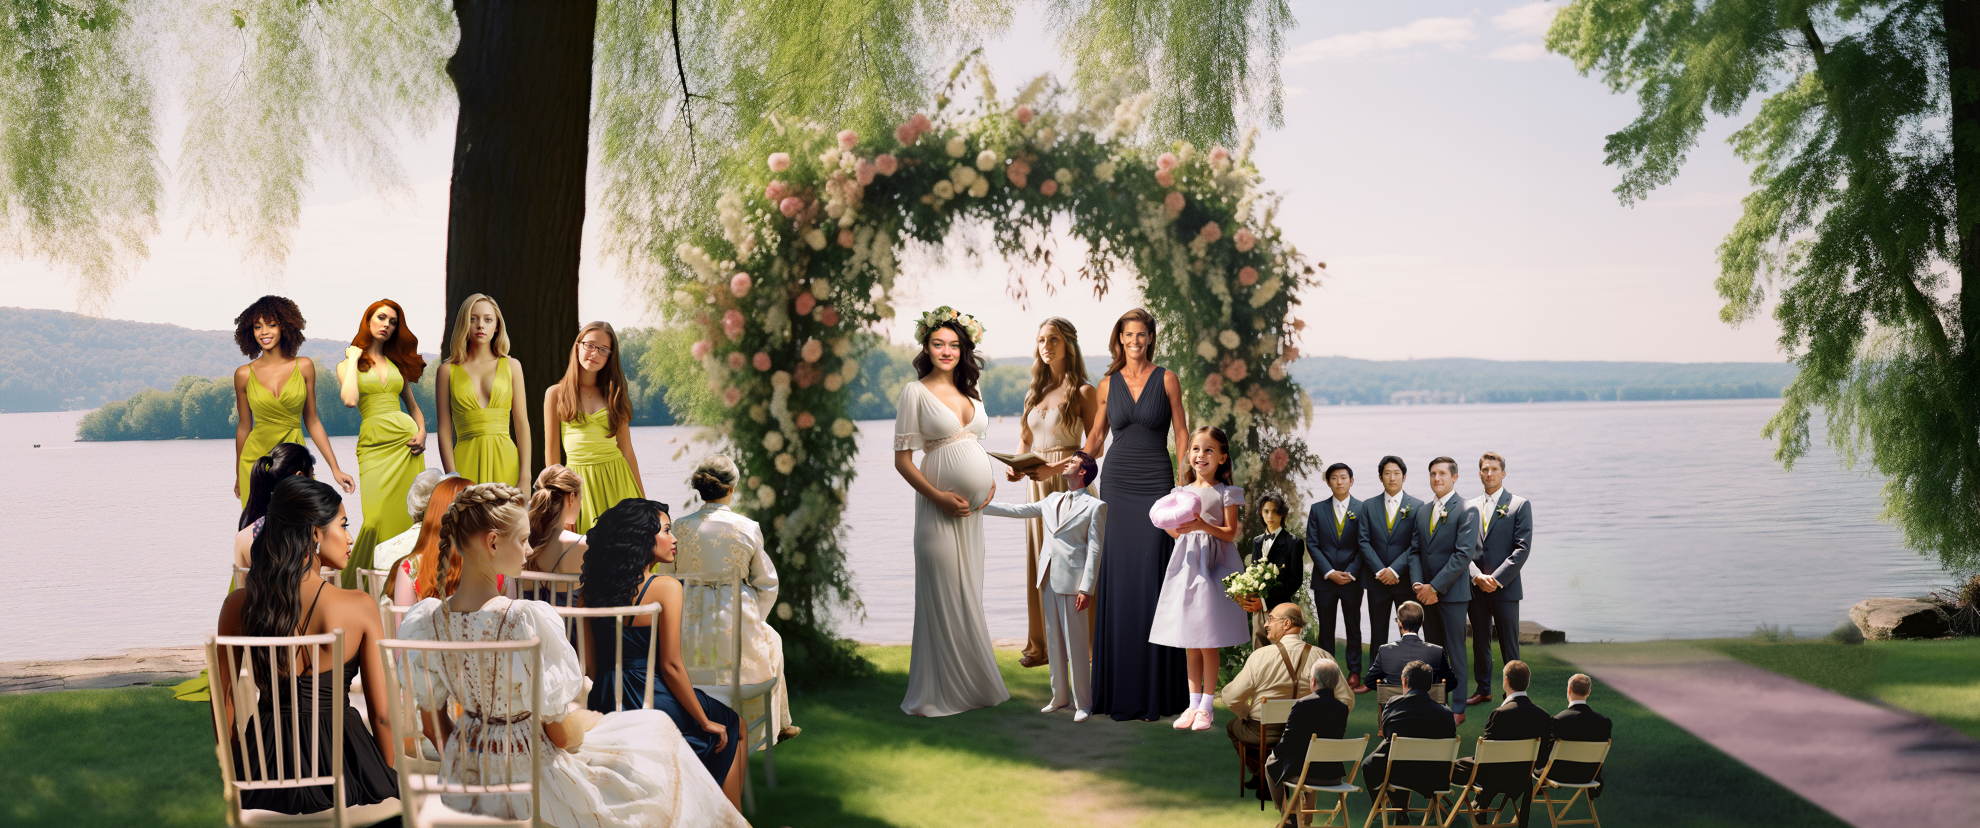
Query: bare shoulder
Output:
[[506, 356, 526, 375], [1162, 368, 1182, 391], [297, 356, 316, 372]]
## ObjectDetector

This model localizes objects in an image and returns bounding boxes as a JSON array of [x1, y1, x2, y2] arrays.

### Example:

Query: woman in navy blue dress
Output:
[[1081, 308, 1194, 721]]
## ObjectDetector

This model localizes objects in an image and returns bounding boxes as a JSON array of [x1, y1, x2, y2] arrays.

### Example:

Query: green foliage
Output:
[[1047, 0, 1294, 145], [78, 360, 440, 441], [1550, 1, 1980, 571]]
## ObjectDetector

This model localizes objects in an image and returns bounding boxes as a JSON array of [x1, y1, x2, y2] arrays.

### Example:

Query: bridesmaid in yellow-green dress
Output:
[[231, 295, 353, 506], [437, 293, 531, 490], [544, 321, 643, 533], [336, 299, 429, 589]]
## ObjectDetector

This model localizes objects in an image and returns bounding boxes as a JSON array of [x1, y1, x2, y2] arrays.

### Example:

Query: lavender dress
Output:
[[1148, 483, 1250, 648]]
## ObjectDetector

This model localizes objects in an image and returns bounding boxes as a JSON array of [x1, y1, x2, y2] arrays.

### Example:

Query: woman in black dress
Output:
[[1082, 308, 1193, 721]]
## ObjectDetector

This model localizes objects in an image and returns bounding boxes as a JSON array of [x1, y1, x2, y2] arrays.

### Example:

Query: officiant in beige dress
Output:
[[1003, 318, 1103, 668]]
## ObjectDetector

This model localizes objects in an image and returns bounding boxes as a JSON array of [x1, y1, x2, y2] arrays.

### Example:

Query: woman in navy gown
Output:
[[1082, 308, 1193, 721]]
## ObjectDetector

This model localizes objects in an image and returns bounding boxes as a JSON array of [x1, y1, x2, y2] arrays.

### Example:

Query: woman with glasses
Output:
[[544, 322, 644, 533], [436, 294, 530, 491]]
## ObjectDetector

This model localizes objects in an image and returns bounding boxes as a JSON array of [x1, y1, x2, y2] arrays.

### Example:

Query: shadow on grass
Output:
[[0, 687, 223, 828]]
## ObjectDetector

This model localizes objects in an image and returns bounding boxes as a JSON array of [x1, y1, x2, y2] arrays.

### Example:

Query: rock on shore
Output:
[[0, 647, 204, 695], [1849, 598, 1949, 640]]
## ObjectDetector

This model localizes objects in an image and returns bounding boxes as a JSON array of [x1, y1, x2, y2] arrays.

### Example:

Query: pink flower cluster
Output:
[[795, 291, 816, 316], [1164, 191, 1185, 216], [1203, 373, 1224, 397], [1040, 179, 1059, 196], [691, 339, 712, 360], [1246, 384, 1274, 414], [895, 112, 933, 146], [1238, 266, 1259, 286], [1210, 146, 1230, 166], [1015, 105, 1034, 124], [753, 352, 772, 372], [727, 352, 746, 370], [765, 180, 789, 202], [768, 152, 791, 172], [722, 309, 745, 341], [1222, 357, 1249, 382], [1007, 158, 1032, 189], [730, 272, 752, 298], [875, 154, 899, 176], [1269, 447, 1290, 472], [795, 411, 817, 429], [838, 129, 858, 149], [1233, 228, 1256, 252], [1196, 222, 1222, 244]]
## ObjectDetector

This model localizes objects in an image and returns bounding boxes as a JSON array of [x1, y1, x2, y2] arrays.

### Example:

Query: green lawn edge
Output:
[[1693, 637, 1980, 741]]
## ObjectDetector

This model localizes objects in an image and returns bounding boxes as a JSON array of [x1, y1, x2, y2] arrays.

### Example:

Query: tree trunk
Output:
[[1948, 1, 1980, 502], [444, 0, 597, 484]]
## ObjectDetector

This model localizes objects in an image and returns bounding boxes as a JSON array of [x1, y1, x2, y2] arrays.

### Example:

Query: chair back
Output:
[[1374, 683, 1447, 706], [1304, 733, 1371, 764], [379, 635, 545, 827], [554, 603, 662, 712], [1549, 740, 1611, 765], [513, 571, 581, 607], [1474, 737, 1540, 765], [1389, 736, 1461, 763], [1258, 697, 1298, 726], [204, 629, 348, 827], [352, 568, 392, 599]]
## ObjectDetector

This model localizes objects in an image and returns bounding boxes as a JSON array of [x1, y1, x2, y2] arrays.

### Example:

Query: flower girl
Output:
[[1149, 426, 1251, 730]]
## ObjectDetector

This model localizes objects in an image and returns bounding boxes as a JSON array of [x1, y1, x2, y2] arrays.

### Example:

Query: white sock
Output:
[[1199, 693, 1216, 712], [1188, 692, 1203, 712]]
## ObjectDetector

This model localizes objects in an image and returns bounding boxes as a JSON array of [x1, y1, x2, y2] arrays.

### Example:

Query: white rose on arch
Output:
[[762, 431, 785, 452], [756, 485, 777, 507], [775, 453, 797, 475], [1218, 329, 1241, 350], [945, 137, 968, 158]]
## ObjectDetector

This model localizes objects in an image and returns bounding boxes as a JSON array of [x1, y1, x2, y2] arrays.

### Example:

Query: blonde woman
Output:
[[1006, 317, 1101, 669], [436, 294, 530, 491], [543, 322, 643, 533]]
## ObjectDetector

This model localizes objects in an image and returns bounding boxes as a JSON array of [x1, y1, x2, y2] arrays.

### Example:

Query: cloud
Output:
[[1488, 42, 1550, 61], [1491, 2, 1561, 36], [1286, 17, 1475, 64]]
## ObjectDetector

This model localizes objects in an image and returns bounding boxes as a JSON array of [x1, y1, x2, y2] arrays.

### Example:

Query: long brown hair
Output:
[[350, 299, 426, 382], [1182, 425, 1233, 485], [553, 321, 634, 434], [527, 464, 583, 550], [1105, 307, 1159, 377], [413, 476, 474, 600], [911, 319, 984, 401], [1021, 318, 1089, 446]]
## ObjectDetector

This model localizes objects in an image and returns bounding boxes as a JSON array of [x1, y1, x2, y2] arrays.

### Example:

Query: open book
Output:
[[986, 451, 1053, 472]]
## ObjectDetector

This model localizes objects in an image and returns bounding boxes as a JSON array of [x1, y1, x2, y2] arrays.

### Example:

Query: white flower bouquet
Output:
[[1223, 558, 1280, 604]]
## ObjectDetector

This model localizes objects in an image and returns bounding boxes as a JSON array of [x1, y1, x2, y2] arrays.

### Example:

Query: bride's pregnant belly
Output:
[[923, 443, 994, 507]]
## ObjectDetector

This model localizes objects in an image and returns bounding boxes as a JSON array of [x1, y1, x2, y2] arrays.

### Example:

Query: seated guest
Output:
[[385, 476, 472, 606], [232, 443, 317, 572], [579, 498, 749, 809], [1361, 660, 1458, 808], [397, 484, 747, 826], [1222, 604, 1354, 791], [1368, 600, 1457, 707], [1265, 659, 1353, 809], [525, 464, 589, 575], [1537, 673, 1612, 797], [369, 469, 451, 594], [1452, 660, 1552, 824], [214, 477, 398, 813]]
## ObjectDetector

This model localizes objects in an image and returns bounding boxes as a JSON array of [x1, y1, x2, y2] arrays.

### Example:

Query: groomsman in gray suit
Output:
[[1357, 455, 1421, 693], [1464, 451, 1533, 707], [1306, 463, 1365, 688], [1410, 456, 1478, 720]]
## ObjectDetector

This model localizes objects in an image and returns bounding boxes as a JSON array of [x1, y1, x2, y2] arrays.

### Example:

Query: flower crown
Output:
[[914, 306, 986, 345]]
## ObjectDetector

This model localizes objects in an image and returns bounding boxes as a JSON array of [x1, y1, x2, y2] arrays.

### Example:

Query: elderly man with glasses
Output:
[[1222, 604, 1356, 793]]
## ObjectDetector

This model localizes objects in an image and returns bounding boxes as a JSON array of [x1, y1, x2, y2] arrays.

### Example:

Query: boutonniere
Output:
[[1397, 505, 1413, 519], [1346, 511, 1357, 520], [1495, 504, 1510, 517]]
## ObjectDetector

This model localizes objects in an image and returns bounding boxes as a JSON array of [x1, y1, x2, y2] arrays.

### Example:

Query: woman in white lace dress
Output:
[[657, 454, 796, 740], [396, 483, 747, 828]]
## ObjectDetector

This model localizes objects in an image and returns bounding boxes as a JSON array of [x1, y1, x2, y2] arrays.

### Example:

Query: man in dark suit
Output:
[[1241, 493, 1306, 640], [1366, 600, 1455, 696], [1360, 661, 1458, 808], [1451, 660, 1552, 826], [1305, 463, 1365, 686], [1411, 455, 1479, 720], [1537, 673, 1612, 797], [1465, 451, 1533, 707], [1357, 455, 1421, 693]]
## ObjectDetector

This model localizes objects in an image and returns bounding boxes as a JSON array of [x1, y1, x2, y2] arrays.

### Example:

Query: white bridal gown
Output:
[[894, 380, 1011, 716]]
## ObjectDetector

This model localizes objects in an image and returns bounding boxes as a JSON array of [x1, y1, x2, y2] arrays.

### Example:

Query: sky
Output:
[[0, 1, 1784, 364]]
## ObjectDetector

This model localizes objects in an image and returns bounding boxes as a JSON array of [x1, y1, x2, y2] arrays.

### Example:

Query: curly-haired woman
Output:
[[230, 295, 352, 505]]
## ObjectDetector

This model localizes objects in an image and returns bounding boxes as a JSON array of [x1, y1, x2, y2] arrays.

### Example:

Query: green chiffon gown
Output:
[[562, 408, 639, 534], [346, 361, 424, 589], [449, 359, 519, 487], [237, 361, 307, 507]]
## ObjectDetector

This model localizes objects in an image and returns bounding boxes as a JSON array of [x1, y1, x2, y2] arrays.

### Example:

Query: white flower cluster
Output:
[[716, 191, 758, 258], [1221, 558, 1280, 601]]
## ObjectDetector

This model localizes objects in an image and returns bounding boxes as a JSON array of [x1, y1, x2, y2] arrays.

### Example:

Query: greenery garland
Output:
[[657, 66, 1323, 679]]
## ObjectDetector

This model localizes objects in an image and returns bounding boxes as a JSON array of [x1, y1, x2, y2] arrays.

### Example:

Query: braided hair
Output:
[[241, 477, 341, 692], [430, 483, 527, 602]]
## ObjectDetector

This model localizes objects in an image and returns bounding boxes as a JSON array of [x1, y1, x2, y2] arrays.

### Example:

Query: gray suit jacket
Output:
[[1468, 489, 1533, 601], [1410, 492, 1478, 602], [982, 490, 1106, 596], [1305, 496, 1364, 596], [1358, 492, 1422, 594]]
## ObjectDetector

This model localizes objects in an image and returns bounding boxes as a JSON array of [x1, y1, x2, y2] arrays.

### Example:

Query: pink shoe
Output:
[[1172, 709, 1198, 729], [1191, 708, 1214, 730]]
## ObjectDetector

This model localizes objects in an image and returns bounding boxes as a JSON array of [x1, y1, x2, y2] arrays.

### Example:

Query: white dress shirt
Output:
[[1478, 486, 1503, 534], [1384, 492, 1402, 525]]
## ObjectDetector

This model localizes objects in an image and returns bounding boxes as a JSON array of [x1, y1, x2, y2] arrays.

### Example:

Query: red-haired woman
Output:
[[336, 299, 429, 586], [543, 322, 643, 534], [231, 295, 353, 506]]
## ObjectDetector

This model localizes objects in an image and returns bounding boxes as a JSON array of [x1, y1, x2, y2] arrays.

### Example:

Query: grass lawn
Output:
[[1696, 637, 1980, 740], [0, 644, 1845, 827]]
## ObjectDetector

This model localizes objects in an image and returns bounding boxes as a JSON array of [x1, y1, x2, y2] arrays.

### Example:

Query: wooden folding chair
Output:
[[1277, 734, 1369, 828], [204, 629, 400, 827], [680, 572, 783, 813], [513, 571, 581, 607], [1238, 698, 1299, 802], [1441, 738, 1539, 827], [379, 634, 546, 827], [1531, 740, 1609, 828], [1374, 684, 1448, 720], [553, 603, 663, 712], [1362, 736, 1459, 828], [351, 568, 393, 599]]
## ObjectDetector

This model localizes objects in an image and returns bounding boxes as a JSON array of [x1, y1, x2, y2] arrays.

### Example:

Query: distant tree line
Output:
[[1290, 356, 1793, 406]]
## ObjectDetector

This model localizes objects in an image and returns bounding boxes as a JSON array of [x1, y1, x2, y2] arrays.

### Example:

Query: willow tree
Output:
[[1550, 1, 1980, 571]]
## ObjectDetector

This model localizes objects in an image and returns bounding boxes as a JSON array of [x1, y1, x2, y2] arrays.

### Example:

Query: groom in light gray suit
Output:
[[1464, 451, 1532, 707], [982, 452, 1107, 720]]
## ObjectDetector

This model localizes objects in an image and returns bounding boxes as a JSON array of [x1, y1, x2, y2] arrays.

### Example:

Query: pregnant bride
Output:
[[893, 307, 1011, 716]]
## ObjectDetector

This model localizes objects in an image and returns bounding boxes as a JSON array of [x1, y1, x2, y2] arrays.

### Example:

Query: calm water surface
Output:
[[0, 399, 1950, 661]]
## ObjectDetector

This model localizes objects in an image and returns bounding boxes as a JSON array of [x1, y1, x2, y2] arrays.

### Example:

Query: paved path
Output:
[[1555, 642, 1980, 828], [0, 647, 204, 694]]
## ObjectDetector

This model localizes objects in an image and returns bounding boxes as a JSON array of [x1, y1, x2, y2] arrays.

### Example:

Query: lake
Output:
[[0, 399, 1952, 662]]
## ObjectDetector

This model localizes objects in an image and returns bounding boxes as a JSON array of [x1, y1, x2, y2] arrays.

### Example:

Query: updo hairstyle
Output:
[[527, 465, 585, 549], [690, 454, 740, 501]]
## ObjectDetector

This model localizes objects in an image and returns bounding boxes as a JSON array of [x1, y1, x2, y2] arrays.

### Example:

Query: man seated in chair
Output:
[[1265, 658, 1352, 810], [1451, 660, 1552, 826], [1367, 600, 1456, 715], [1360, 660, 1457, 809], [1222, 604, 1354, 793], [1537, 673, 1611, 797]]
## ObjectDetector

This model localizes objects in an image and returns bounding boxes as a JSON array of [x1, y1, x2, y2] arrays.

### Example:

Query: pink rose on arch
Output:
[[1233, 227, 1256, 252], [1155, 169, 1174, 188], [1238, 266, 1259, 286], [1157, 152, 1179, 171], [895, 122, 918, 145], [820, 305, 841, 327], [730, 272, 752, 298], [1016, 105, 1034, 124], [856, 160, 876, 186], [1210, 145, 1230, 165], [778, 196, 805, 218], [796, 411, 817, 429], [795, 291, 817, 316], [1223, 358, 1249, 382], [752, 351, 772, 372], [838, 129, 858, 149], [690, 339, 712, 360], [1249, 386, 1276, 414], [1199, 222, 1222, 243], [1284, 345, 1301, 361], [724, 352, 745, 371], [838, 228, 856, 248], [721, 386, 742, 407], [794, 364, 820, 389], [801, 339, 824, 363], [765, 180, 789, 202], [1040, 179, 1058, 196], [768, 152, 791, 172], [875, 154, 899, 175], [1203, 373, 1225, 397], [1164, 190, 1185, 216], [911, 112, 932, 131], [721, 309, 746, 341], [1269, 447, 1290, 472]]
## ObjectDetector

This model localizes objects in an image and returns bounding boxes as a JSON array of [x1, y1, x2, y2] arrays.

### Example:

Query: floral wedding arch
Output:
[[661, 68, 1323, 676]]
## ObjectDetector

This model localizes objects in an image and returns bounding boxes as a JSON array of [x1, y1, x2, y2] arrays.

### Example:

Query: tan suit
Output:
[[1223, 633, 1355, 747]]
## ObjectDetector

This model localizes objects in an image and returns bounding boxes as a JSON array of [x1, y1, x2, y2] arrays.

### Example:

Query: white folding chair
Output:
[[513, 571, 581, 607], [1239, 698, 1300, 801], [681, 572, 782, 811], [1531, 740, 1610, 828], [204, 629, 400, 827], [553, 603, 663, 712], [1441, 738, 1540, 828], [1363, 736, 1460, 828], [352, 568, 393, 599], [1375, 683, 1448, 713], [1277, 734, 1369, 828], [379, 635, 546, 828]]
